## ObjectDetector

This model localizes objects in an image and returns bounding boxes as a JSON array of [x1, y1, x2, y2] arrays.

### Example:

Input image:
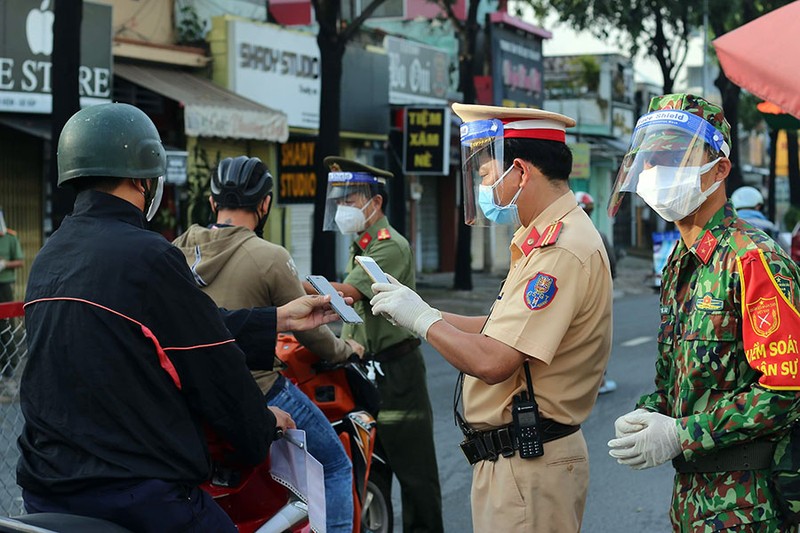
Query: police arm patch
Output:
[[524, 273, 558, 310]]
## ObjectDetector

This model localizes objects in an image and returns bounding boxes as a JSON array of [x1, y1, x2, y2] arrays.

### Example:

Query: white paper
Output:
[[270, 429, 327, 533]]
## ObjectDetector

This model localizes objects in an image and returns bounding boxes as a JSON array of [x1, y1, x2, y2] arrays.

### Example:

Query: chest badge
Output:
[[747, 296, 780, 338], [524, 272, 558, 310], [696, 292, 724, 312]]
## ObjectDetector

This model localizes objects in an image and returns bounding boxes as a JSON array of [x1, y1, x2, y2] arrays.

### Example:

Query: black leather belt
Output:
[[459, 420, 580, 465], [371, 338, 421, 363], [672, 441, 776, 473]]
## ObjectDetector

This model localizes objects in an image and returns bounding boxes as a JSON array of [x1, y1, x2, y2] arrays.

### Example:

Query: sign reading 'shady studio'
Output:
[[0, 0, 113, 113]]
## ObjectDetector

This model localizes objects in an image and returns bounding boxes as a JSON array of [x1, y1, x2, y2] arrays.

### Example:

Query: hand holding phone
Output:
[[306, 275, 364, 324], [355, 255, 391, 284]]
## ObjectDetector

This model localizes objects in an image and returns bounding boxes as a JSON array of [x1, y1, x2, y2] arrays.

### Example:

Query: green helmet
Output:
[[57, 103, 166, 187]]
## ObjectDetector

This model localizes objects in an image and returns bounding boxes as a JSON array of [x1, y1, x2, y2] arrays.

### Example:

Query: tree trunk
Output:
[[788, 130, 800, 208], [50, 2, 82, 233], [312, 29, 345, 280], [453, 3, 481, 291], [714, 70, 743, 193]]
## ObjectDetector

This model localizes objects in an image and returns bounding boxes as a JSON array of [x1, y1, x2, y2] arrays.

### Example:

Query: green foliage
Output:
[[176, 5, 208, 45], [784, 205, 800, 233], [738, 92, 764, 132], [184, 145, 218, 228]]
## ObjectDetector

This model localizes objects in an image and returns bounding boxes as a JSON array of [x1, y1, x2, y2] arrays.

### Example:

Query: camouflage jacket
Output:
[[637, 203, 800, 529]]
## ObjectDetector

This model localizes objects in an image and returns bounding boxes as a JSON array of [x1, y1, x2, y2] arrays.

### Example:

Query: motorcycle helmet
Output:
[[211, 156, 274, 210]]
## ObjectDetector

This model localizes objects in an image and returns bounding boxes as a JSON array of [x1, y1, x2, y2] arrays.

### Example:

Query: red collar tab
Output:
[[521, 227, 540, 257], [358, 232, 373, 250], [534, 222, 563, 249], [694, 230, 718, 264], [377, 228, 391, 241]]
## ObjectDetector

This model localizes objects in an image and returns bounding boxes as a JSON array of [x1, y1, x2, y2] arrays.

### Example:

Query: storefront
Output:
[[212, 16, 389, 278], [0, 0, 113, 296]]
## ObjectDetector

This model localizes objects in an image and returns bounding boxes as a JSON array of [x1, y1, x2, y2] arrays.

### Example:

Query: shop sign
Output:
[[278, 138, 316, 204], [570, 143, 591, 179], [384, 36, 449, 105], [489, 25, 544, 109], [229, 20, 320, 129], [403, 107, 450, 175], [0, 0, 112, 113], [165, 150, 188, 185]]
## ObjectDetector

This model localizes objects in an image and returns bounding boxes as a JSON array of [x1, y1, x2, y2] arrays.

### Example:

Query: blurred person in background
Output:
[[0, 208, 24, 379], [731, 185, 778, 238]]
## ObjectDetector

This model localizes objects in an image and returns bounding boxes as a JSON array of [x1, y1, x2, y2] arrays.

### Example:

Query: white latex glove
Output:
[[613, 408, 650, 438], [0, 259, 6, 274], [607, 410, 681, 470], [370, 274, 443, 340]]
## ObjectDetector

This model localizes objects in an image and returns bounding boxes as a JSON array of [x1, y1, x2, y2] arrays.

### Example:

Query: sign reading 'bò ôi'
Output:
[[278, 138, 316, 204], [403, 107, 450, 175]]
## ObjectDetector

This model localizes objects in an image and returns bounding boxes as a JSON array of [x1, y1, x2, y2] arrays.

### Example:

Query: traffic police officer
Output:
[[369, 105, 614, 532], [308, 156, 444, 533]]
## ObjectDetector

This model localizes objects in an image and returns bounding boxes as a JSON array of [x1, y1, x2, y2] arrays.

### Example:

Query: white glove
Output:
[[607, 410, 681, 470], [370, 274, 443, 340], [0, 260, 6, 274], [614, 408, 650, 438]]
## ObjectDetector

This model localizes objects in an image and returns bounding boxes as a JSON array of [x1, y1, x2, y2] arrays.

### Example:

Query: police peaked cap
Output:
[[323, 156, 393, 182]]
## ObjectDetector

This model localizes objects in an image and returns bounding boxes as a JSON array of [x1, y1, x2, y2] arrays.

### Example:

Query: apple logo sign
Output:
[[26, 0, 54, 56]]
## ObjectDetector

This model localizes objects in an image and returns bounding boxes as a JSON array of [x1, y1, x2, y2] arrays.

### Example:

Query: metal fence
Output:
[[0, 302, 25, 517]]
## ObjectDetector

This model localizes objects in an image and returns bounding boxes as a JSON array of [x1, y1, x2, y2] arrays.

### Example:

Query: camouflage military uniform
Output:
[[638, 202, 800, 531]]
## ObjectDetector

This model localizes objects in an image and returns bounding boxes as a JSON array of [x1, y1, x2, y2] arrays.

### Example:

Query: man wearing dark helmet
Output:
[[18, 104, 344, 532], [173, 155, 364, 533]]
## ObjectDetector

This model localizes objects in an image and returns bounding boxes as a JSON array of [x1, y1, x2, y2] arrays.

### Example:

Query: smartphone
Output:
[[355, 256, 391, 284], [306, 275, 363, 324]]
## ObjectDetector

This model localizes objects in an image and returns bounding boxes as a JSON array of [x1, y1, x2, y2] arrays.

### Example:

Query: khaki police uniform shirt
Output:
[[464, 191, 613, 429]]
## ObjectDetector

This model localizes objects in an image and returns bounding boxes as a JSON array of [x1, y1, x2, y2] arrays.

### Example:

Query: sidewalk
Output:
[[416, 254, 656, 316]]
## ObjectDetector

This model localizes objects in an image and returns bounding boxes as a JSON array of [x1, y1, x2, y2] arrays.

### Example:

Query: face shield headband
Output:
[[607, 110, 729, 217], [323, 171, 383, 232]]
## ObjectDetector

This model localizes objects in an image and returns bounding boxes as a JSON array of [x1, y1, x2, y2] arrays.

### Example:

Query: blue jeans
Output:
[[267, 375, 354, 533]]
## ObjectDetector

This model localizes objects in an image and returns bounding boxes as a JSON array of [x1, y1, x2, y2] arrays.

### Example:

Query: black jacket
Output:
[[19, 190, 275, 494]]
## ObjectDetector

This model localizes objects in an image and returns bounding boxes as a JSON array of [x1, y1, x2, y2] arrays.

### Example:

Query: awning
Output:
[[115, 63, 289, 143], [0, 116, 51, 140]]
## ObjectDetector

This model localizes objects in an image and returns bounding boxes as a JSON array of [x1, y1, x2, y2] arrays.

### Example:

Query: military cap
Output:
[[324, 156, 392, 199], [641, 93, 732, 155], [452, 103, 576, 144]]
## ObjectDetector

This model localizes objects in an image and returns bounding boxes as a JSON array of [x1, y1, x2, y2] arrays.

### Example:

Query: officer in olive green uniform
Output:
[[317, 157, 443, 533]]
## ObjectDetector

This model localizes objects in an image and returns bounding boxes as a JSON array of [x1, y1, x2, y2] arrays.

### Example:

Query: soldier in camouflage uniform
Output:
[[607, 93, 800, 531]]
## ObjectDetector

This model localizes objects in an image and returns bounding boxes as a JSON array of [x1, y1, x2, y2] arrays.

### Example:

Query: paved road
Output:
[[390, 285, 674, 532]]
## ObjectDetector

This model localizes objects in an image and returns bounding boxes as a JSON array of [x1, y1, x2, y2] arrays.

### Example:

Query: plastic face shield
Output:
[[607, 110, 728, 217], [460, 119, 518, 227], [323, 172, 381, 232]]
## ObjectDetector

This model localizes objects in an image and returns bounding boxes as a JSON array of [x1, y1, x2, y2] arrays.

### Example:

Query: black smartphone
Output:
[[355, 255, 391, 284], [306, 275, 363, 324]]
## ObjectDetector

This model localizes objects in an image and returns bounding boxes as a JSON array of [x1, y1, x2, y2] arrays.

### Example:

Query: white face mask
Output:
[[636, 158, 722, 222], [334, 201, 373, 234]]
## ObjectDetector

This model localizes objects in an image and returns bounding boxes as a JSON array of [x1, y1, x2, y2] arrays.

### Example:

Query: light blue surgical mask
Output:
[[477, 166, 522, 226]]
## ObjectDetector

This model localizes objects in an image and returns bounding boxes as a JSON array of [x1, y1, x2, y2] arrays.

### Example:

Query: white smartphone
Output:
[[306, 275, 363, 324], [355, 256, 391, 284]]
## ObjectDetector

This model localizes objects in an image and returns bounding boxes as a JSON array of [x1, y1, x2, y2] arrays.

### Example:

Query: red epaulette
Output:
[[533, 222, 563, 248], [377, 228, 391, 241], [694, 230, 718, 265], [358, 232, 373, 250]]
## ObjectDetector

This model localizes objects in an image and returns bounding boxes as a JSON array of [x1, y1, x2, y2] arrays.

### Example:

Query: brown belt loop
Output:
[[672, 441, 776, 474], [371, 338, 421, 363]]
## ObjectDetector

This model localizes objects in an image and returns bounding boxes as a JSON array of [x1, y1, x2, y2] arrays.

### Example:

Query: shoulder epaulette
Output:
[[377, 228, 391, 241], [533, 222, 563, 248], [358, 232, 373, 250]]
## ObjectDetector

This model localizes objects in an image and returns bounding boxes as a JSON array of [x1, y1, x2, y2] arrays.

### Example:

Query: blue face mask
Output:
[[477, 167, 522, 226]]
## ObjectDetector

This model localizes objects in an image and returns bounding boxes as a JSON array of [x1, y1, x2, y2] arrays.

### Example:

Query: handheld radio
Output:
[[512, 362, 544, 458]]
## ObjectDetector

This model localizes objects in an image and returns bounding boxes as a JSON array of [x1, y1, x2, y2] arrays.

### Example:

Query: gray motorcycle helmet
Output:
[[57, 103, 166, 187]]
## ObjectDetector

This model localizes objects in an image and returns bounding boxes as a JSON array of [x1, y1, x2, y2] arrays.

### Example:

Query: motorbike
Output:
[[0, 334, 391, 533], [200, 333, 393, 533]]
